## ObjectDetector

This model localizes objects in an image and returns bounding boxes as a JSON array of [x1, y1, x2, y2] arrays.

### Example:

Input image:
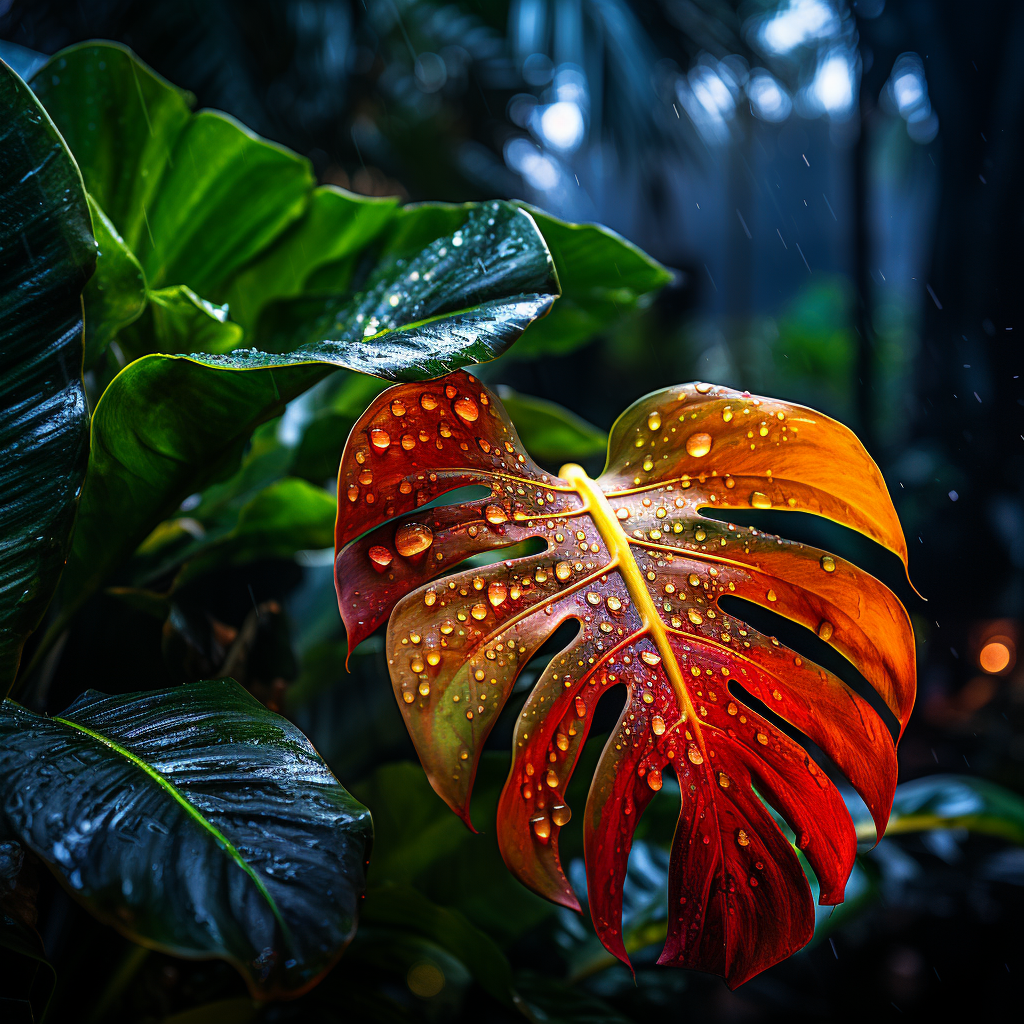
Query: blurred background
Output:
[[2, 1, 1022, 1021]]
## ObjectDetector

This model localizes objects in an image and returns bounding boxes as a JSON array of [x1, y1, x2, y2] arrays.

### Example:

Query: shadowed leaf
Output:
[[0, 57, 94, 694], [0, 679, 372, 998]]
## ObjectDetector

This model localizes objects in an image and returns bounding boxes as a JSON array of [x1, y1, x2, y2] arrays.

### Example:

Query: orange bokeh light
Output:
[[979, 638, 1014, 674]]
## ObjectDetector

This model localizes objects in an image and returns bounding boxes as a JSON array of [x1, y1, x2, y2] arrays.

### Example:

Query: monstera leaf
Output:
[[333, 371, 915, 987], [0, 679, 372, 998]]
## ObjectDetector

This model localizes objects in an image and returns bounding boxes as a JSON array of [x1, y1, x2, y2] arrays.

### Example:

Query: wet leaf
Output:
[[334, 372, 915, 987], [510, 205, 674, 357], [0, 678, 372, 998], [119, 284, 243, 360], [495, 386, 607, 466], [82, 195, 146, 370], [0, 57, 94, 694], [40, 201, 556, 647]]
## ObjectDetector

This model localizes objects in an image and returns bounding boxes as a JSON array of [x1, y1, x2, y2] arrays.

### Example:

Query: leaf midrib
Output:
[[53, 713, 293, 948]]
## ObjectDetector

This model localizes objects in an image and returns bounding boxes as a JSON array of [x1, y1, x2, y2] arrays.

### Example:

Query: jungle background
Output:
[[2, 0, 1022, 1021]]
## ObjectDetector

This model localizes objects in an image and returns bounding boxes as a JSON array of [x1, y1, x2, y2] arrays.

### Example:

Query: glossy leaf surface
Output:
[[334, 372, 915, 986], [0, 679, 372, 998], [45, 201, 556, 638], [0, 58, 94, 693]]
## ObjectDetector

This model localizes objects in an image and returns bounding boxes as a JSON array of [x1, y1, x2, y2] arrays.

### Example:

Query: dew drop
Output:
[[750, 491, 771, 509], [347, 484, 359, 503], [647, 411, 662, 431], [606, 595, 622, 612], [575, 696, 587, 718], [535, 568, 549, 584], [484, 504, 508, 525], [424, 590, 437, 607], [370, 427, 391, 451], [418, 680, 431, 697], [395, 522, 434, 557], [718, 772, 730, 788], [532, 815, 551, 839], [694, 383, 713, 394], [688, 573, 700, 587], [555, 561, 572, 582], [643, 457, 654, 472], [687, 745, 704, 765], [652, 715, 666, 735], [647, 768, 663, 791], [756, 732, 768, 745], [402, 690, 415, 704], [817, 620, 834, 641], [695, 528, 707, 542], [410, 656, 425, 673], [736, 829, 751, 847], [616, 507, 630, 520], [551, 804, 572, 827], [820, 555, 836, 572], [722, 408, 733, 423], [641, 690, 655, 704], [641, 651, 662, 666], [400, 480, 413, 494], [454, 396, 479, 422], [727, 701, 738, 715], [545, 768, 558, 788], [401, 433, 416, 450], [687, 608, 704, 626], [368, 545, 393, 570], [391, 399, 407, 417], [586, 592, 601, 606], [471, 603, 488, 620], [766, 589, 777, 602], [686, 432, 713, 458], [426, 650, 441, 666], [556, 732, 569, 751]]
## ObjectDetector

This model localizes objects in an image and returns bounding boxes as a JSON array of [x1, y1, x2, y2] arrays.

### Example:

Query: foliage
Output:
[[333, 370, 915, 986]]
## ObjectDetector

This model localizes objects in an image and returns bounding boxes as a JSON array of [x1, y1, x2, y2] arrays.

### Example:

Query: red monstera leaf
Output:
[[334, 371, 915, 987]]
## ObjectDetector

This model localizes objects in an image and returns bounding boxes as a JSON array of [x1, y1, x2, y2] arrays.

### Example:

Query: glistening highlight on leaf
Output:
[[334, 371, 916, 987]]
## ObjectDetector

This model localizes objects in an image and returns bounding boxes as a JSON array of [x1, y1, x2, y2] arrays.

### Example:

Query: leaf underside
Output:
[[0, 679, 372, 998], [334, 371, 915, 987]]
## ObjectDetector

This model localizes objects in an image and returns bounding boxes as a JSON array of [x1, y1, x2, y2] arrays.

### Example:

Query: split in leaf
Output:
[[333, 371, 916, 987]]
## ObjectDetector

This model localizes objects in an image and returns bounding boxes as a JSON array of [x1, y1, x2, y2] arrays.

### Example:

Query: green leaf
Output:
[[36, 201, 556, 644], [512, 205, 673, 357], [360, 883, 514, 1006], [31, 43, 314, 299], [29, 42, 194, 261], [0, 58, 94, 694], [223, 185, 400, 332], [249, 201, 556, 363], [0, 679, 372, 998], [494, 386, 607, 466], [83, 195, 147, 369], [119, 284, 243, 360], [852, 774, 1024, 844]]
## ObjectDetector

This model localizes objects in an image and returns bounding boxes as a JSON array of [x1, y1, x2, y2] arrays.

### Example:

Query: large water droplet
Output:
[[647, 411, 662, 431], [652, 715, 666, 735], [820, 555, 836, 573], [606, 595, 622, 612], [391, 399, 407, 417], [687, 745, 704, 765], [686, 432, 713, 458], [488, 581, 508, 607], [555, 561, 572, 582], [817, 620, 834, 641], [750, 492, 771, 509], [454, 396, 479, 422], [370, 427, 391, 451], [395, 522, 434, 557], [471, 603, 488, 621], [647, 768, 663, 791], [551, 804, 572, 826], [484, 504, 507, 524], [736, 829, 750, 847], [545, 768, 558, 788], [532, 815, 551, 839], [687, 608, 704, 626], [420, 393, 438, 411], [368, 545, 393, 571], [641, 651, 662, 666]]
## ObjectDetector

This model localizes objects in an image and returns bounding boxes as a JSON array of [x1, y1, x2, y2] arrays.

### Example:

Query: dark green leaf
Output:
[[29, 43, 194, 263], [249, 201, 557, 365], [119, 284, 243, 361], [0, 679, 372, 998], [851, 774, 1024, 844], [511, 205, 673, 357], [361, 883, 513, 1005], [31, 43, 314, 299], [494, 386, 607, 466], [0, 58, 94, 694], [83, 195, 147, 369], [37, 202, 556, 642], [223, 185, 400, 331]]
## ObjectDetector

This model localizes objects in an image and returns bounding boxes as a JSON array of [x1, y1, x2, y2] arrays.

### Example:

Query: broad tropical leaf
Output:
[[38, 201, 556, 649], [333, 371, 915, 987], [0, 58, 94, 694], [0, 679, 372, 998]]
